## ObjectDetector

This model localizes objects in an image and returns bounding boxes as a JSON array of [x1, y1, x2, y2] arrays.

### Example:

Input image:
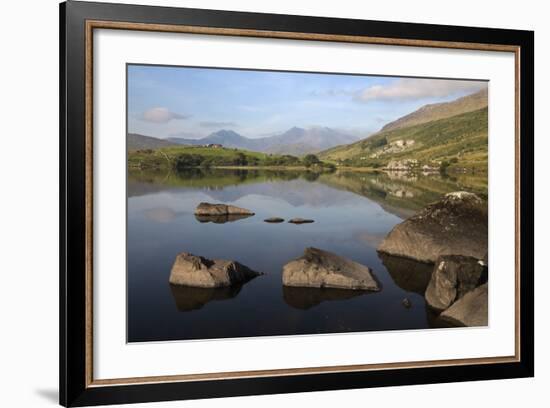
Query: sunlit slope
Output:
[[319, 107, 488, 171]]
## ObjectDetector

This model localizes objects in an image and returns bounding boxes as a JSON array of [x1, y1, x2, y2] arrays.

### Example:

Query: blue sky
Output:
[[128, 64, 487, 139]]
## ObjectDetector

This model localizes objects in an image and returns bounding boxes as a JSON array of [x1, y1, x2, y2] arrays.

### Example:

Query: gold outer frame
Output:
[[84, 20, 521, 388]]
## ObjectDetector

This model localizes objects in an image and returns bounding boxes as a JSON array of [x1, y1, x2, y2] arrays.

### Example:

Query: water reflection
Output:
[[169, 284, 243, 311], [283, 286, 372, 310], [379, 253, 433, 295], [128, 167, 487, 341], [194, 214, 254, 224]]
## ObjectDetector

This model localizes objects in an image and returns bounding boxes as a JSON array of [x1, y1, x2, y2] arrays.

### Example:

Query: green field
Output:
[[128, 145, 333, 171]]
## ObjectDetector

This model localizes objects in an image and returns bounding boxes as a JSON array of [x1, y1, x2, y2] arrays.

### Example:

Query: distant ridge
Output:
[[381, 87, 488, 132], [167, 127, 360, 156], [128, 133, 177, 150]]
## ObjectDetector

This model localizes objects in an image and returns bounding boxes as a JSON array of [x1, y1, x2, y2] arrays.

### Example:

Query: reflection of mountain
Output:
[[319, 171, 487, 219], [169, 284, 243, 311], [128, 168, 487, 216], [282, 286, 370, 310], [379, 253, 433, 295]]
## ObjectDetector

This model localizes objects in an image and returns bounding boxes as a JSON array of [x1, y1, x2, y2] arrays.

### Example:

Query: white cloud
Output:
[[354, 79, 487, 103], [138, 107, 190, 123]]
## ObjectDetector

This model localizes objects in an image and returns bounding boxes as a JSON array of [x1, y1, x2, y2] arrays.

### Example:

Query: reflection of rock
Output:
[[379, 253, 433, 295], [169, 252, 261, 288], [194, 214, 253, 224], [282, 286, 369, 310], [170, 284, 242, 311], [283, 247, 380, 291], [288, 218, 315, 224], [194, 202, 254, 216], [438, 283, 488, 327], [264, 217, 285, 223], [378, 192, 488, 263], [425, 255, 487, 311]]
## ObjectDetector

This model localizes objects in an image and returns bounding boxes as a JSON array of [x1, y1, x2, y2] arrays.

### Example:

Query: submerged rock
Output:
[[439, 283, 488, 327], [264, 217, 285, 223], [378, 192, 488, 263], [194, 202, 254, 216], [282, 247, 380, 291], [402, 298, 412, 308], [195, 214, 253, 224], [425, 255, 487, 311], [169, 252, 261, 288], [288, 218, 315, 224]]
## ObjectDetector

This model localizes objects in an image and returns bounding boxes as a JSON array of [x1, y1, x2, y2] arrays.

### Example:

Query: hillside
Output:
[[167, 127, 359, 156], [128, 133, 178, 150], [381, 88, 488, 132], [320, 107, 488, 172], [128, 145, 334, 171]]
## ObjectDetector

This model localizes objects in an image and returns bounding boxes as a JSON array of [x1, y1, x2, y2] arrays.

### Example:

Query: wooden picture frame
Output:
[[60, 1, 534, 406]]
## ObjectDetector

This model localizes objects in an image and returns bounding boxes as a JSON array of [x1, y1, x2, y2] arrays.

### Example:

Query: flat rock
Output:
[[264, 217, 285, 223], [169, 252, 261, 288], [195, 214, 253, 224], [282, 247, 380, 291], [288, 218, 315, 224], [439, 283, 488, 326], [425, 255, 487, 311], [378, 192, 488, 263], [194, 202, 254, 216]]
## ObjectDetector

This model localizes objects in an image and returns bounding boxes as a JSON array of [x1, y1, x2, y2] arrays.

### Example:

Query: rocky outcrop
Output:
[[194, 202, 254, 216], [264, 217, 285, 223], [439, 283, 488, 327], [169, 252, 261, 288], [282, 247, 380, 291], [195, 214, 253, 224], [425, 255, 487, 311], [288, 218, 315, 224], [378, 192, 488, 263]]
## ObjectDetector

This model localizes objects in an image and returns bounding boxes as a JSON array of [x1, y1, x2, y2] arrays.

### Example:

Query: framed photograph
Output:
[[60, 1, 534, 406]]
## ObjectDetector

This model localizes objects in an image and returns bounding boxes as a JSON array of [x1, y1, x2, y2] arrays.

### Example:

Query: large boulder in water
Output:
[[194, 202, 254, 216], [425, 255, 487, 311], [169, 252, 261, 288], [282, 247, 380, 291], [378, 192, 487, 263], [439, 283, 488, 326]]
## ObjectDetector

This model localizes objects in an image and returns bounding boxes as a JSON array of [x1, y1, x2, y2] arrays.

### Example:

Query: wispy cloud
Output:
[[199, 121, 238, 128], [138, 107, 190, 123], [353, 79, 487, 103]]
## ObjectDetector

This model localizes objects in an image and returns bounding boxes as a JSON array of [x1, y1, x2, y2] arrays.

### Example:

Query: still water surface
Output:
[[127, 168, 487, 342]]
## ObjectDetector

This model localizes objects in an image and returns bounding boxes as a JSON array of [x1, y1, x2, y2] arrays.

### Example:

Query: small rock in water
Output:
[[194, 202, 254, 216], [169, 252, 262, 288], [402, 298, 412, 308], [283, 247, 379, 291], [264, 217, 285, 223], [288, 218, 315, 224]]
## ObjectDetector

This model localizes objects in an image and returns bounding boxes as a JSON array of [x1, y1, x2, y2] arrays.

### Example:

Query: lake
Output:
[[127, 168, 487, 342]]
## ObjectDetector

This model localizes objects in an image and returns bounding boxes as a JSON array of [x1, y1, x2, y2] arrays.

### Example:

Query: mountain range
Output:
[[165, 127, 360, 156]]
